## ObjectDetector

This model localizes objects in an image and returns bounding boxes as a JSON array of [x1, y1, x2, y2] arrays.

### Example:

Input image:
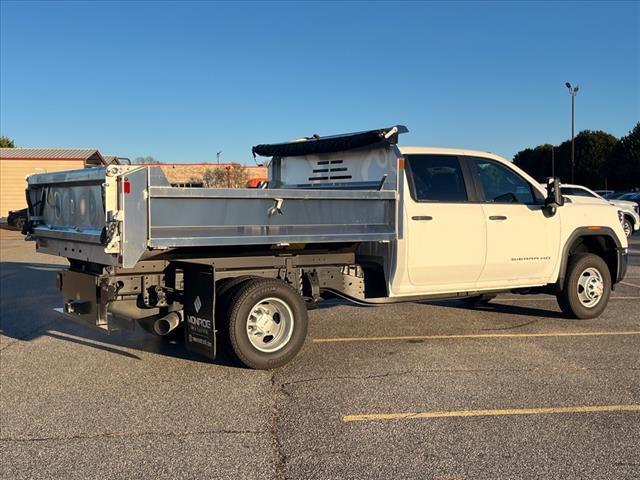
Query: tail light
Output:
[[55, 272, 63, 291]]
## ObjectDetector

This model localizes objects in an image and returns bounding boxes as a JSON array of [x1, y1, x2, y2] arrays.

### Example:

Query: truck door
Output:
[[402, 154, 486, 294], [466, 156, 560, 288]]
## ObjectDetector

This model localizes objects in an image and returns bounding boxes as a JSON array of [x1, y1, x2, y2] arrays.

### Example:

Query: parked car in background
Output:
[[606, 190, 638, 200], [561, 184, 639, 237], [594, 190, 614, 197], [618, 192, 640, 210], [7, 208, 28, 231], [618, 191, 640, 201]]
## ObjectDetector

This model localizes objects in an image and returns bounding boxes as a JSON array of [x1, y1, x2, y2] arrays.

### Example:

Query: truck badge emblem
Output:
[[194, 296, 202, 313]]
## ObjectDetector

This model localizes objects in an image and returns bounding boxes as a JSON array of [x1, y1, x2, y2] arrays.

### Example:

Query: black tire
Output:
[[216, 276, 255, 300], [556, 253, 611, 319], [15, 218, 25, 231], [462, 294, 496, 306], [224, 278, 308, 369], [215, 276, 255, 323], [622, 218, 632, 238]]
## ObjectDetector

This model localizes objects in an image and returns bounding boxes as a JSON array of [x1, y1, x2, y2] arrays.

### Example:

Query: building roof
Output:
[[0, 148, 108, 165]]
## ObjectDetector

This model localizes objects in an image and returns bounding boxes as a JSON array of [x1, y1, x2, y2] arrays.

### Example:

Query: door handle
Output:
[[411, 215, 433, 221], [489, 215, 508, 221]]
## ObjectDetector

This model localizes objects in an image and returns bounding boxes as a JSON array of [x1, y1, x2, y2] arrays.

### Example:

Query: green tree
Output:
[[513, 144, 554, 181], [606, 123, 640, 190], [0, 136, 15, 147], [573, 130, 618, 188], [514, 130, 618, 188]]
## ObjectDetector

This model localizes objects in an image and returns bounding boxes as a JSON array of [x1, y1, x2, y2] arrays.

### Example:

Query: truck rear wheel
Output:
[[224, 278, 308, 369], [556, 253, 611, 319]]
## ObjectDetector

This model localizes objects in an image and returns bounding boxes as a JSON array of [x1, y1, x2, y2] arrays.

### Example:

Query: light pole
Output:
[[216, 151, 222, 164], [565, 82, 579, 182]]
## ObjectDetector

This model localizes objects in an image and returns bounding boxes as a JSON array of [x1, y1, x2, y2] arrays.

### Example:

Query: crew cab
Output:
[[24, 126, 628, 369]]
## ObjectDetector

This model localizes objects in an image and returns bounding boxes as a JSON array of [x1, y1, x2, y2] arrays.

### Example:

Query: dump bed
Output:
[[26, 127, 405, 268]]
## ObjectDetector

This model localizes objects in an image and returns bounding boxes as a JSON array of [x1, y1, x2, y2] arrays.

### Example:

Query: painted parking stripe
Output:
[[341, 405, 640, 423], [312, 331, 640, 344], [620, 281, 640, 289]]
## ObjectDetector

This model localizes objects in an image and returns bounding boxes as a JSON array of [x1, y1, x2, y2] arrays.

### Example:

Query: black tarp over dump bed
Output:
[[252, 125, 408, 158]]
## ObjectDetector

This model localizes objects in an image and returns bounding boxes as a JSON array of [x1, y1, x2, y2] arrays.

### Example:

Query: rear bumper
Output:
[[615, 247, 628, 284]]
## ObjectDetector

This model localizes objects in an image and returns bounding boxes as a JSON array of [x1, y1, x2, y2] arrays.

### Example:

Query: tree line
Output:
[[513, 123, 639, 190]]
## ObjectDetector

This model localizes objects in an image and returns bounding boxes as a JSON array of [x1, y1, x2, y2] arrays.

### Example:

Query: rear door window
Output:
[[405, 155, 468, 202]]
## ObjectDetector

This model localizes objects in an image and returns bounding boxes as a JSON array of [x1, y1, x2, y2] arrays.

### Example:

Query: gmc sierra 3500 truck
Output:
[[24, 126, 628, 369]]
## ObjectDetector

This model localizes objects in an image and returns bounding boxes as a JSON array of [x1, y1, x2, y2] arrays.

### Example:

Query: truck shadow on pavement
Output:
[[0, 261, 243, 368], [2, 261, 571, 366], [433, 300, 569, 320]]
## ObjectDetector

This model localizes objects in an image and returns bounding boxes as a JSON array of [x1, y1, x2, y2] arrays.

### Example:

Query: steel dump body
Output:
[[26, 136, 402, 268], [23, 127, 406, 361], [148, 187, 396, 248]]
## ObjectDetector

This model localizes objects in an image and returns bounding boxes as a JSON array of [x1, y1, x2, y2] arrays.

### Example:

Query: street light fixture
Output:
[[565, 82, 579, 182]]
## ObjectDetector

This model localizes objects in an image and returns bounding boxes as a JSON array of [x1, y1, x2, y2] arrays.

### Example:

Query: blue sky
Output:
[[1, 1, 638, 164]]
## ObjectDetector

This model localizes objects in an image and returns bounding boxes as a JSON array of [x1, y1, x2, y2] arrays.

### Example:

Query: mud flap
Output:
[[181, 264, 216, 359]]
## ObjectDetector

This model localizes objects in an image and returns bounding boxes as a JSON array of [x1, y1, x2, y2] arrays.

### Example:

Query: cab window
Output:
[[405, 155, 468, 202], [470, 157, 536, 204]]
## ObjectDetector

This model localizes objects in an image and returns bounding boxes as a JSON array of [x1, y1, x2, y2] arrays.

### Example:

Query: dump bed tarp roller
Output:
[[252, 125, 408, 158]]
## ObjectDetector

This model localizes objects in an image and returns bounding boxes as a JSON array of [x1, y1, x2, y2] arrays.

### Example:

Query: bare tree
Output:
[[134, 156, 163, 164], [202, 164, 250, 188]]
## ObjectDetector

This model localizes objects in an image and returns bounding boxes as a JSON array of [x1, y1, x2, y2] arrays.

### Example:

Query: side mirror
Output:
[[545, 177, 564, 208]]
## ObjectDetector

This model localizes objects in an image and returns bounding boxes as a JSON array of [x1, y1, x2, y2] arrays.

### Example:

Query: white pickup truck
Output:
[[24, 126, 628, 369], [560, 183, 640, 237]]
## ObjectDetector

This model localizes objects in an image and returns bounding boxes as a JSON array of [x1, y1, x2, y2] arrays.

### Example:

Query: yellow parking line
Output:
[[342, 405, 640, 423], [312, 331, 640, 344]]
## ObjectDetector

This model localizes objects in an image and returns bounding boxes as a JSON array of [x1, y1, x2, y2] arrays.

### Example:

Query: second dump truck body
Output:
[[24, 126, 628, 369]]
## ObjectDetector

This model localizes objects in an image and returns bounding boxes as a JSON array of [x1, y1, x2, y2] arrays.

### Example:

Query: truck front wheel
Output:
[[622, 217, 632, 238], [556, 253, 611, 319], [224, 278, 308, 369]]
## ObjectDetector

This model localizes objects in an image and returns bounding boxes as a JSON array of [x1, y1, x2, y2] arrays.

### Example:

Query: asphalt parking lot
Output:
[[1, 228, 639, 479]]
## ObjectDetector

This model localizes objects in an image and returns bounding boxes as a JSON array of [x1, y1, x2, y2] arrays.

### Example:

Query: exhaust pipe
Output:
[[153, 311, 182, 336]]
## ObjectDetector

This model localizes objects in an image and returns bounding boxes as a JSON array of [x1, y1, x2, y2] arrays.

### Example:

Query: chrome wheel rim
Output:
[[576, 267, 604, 308], [246, 297, 294, 353], [623, 221, 631, 237]]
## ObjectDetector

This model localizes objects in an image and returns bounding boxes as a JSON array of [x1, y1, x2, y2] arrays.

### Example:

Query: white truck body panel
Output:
[[386, 147, 627, 298]]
